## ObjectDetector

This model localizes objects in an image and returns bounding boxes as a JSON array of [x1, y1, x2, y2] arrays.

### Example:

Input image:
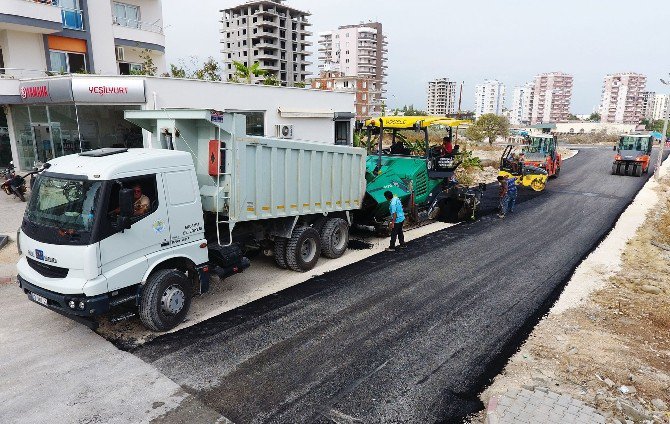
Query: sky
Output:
[[162, 0, 670, 114]]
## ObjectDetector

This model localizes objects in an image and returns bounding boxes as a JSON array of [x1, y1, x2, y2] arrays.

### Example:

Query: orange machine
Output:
[[522, 134, 562, 177], [612, 134, 654, 176]]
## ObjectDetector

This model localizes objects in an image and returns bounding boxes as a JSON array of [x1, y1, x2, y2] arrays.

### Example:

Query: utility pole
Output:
[[657, 75, 669, 180]]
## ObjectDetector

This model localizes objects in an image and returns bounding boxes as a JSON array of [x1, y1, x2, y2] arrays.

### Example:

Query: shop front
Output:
[[10, 77, 146, 170]]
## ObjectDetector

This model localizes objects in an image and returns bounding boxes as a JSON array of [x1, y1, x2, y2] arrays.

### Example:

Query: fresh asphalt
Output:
[[133, 147, 665, 423]]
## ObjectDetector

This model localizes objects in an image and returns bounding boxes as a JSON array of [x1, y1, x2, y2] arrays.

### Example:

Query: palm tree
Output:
[[232, 61, 267, 84]]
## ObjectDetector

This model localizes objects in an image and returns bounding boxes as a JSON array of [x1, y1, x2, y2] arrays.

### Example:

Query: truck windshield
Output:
[[26, 176, 102, 232], [619, 136, 649, 151], [525, 137, 548, 154]]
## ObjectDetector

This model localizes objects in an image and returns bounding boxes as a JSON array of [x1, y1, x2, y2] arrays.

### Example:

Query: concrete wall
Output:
[[145, 77, 355, 144], [1, 0, 62, 24], [0, 30, 48, 76]]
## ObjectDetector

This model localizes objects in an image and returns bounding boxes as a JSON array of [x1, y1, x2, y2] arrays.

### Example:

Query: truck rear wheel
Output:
[[320, 218, 349, 259], [274, 237, 288, 269], [634, 165, 642, 177], [139, 269, 192, 332], [285, 226, 321, 272], [611, 164, 617, 175]]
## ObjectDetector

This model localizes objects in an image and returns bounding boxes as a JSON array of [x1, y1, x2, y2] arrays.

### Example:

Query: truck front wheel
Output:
[[286, 227, 321, 272], [139, 269, 192, 332], [320, 218, 349, 259]]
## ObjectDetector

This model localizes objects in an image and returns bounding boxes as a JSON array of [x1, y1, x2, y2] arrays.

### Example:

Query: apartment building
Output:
[[598, 73, 646, 124], [426, 78, 457, 116], [0, 0, 167, 167], [311, 71, 381, 120], [474, 79, 505, 118], [315, 22, 387, 120], [510, 83, 533, 125], [641, 91, 656, 120], [530, 72, 573, 124], [220, 0, 312, 87], [652, 93, 669, 121]]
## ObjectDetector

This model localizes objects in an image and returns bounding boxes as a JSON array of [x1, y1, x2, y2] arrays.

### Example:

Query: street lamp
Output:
[[656, 75, 670, 180]]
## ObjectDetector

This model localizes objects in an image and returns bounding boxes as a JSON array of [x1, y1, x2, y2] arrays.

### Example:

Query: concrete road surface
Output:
[[134, 148, 666, 422]]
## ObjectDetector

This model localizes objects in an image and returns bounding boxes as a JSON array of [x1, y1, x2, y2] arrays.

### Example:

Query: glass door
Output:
[[50, 123, 64, 157]]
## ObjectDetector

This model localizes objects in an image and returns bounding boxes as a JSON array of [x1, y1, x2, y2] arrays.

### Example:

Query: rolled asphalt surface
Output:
[[0, 146, 664, 423], [132, 147, 663, 423]]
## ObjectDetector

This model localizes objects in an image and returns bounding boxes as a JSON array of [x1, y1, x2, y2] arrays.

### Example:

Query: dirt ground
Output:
[[477, 174, 670, 423]]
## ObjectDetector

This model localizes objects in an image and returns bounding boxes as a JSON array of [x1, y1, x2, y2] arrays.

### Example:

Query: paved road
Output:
[[134, 147, 663, 423]]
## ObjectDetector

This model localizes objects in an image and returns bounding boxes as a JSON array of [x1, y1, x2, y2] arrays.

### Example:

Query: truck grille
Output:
[[27, 258, 69, 279]]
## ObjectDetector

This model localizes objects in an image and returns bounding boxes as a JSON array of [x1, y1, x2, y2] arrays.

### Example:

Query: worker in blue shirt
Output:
[[384, 190, 406, 251]]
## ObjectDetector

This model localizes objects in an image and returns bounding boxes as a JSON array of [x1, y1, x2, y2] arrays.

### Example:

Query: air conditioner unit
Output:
[[275, 124, 294, 139], [115, 46, 125, 61]]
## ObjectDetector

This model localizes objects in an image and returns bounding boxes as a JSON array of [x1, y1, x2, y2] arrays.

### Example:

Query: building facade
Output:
[[316, 22, 387, 119], [311, 71, 381, 120], [0, 0, 167, 168], [5, 75, 355, 171], [510, 83, 533, 125], [652, 93, 669, 121], [641, 91, 656, 120], [426, 78, 457, 116], [529, 72, 573, 124], [220, 0, 311, 87], [599, 73, 646, 124], [474, 79, 505, 118]]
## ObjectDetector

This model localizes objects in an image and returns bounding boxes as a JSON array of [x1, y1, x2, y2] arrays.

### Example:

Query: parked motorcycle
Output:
[[1, 167, 42, 202], [1, 161, 16, 181]]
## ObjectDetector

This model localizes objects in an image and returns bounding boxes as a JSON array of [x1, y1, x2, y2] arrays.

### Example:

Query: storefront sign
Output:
[[18, 77, 146, 104], [19, 79, 74, 104], [72, 78, 145, 103]]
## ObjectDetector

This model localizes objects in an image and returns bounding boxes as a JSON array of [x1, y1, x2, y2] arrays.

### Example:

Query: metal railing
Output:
[[112, 16, 163, 34], [22, 0, 59, 5]]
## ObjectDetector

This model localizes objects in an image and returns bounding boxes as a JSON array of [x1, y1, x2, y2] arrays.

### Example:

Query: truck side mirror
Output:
[[118, 188, 134, 230], [613, 145, 617, 151]]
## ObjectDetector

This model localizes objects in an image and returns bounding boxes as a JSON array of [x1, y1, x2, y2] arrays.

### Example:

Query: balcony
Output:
[[0, 0, 63, 33], [112, 15, 165, 49]]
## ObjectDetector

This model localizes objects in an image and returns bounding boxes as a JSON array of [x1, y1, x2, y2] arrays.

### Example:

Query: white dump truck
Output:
[[17, 110, 366, 331]]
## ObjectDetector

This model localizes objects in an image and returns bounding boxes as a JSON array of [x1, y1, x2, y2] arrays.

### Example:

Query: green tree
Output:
[[568, 113, 579, 121], [231, 60, 266, 84], [466, 114, 510, 144], [294, 81, 306, 88], [641, 118, 670, 136], [261, 73, 280, 86], [588, 112, 601, 122], [135, 49, 157, 76], [399, 105, 426, 116], [169, 64, 186, 78], [193, 57, 222, 81]]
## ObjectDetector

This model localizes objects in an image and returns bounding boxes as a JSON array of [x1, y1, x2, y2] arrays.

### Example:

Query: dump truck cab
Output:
[[522, 134, 561, 177], [17, 148, 215, 331], [612, 133, 654, 176]]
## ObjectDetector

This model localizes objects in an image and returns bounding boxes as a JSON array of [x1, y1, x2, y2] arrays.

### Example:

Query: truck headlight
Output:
[[68, 300, 76, 309]]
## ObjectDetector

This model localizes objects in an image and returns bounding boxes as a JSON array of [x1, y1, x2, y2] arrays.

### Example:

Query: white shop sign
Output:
[[71, 78, 145, 103]]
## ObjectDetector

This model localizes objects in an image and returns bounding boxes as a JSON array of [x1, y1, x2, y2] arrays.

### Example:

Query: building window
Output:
[[49, 50, 86, 73], [112, 2, 140, 29], [61, 0, 84, 30], [229, 111, 265, 136], [118, 62, 143, 75]]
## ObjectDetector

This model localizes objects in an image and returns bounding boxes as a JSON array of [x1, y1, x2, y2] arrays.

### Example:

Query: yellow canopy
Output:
[[364, 116, 471, 129]]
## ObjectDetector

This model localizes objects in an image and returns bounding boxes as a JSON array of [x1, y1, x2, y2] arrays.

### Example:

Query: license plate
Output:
[[30, 292, 48, 306]]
